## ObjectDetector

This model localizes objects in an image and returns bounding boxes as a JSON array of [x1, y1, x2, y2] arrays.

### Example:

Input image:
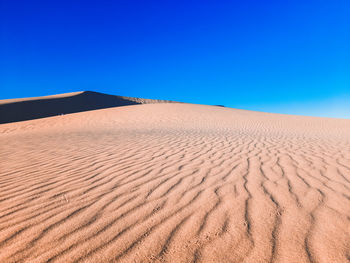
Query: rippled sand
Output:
[[1, 102, 349, 262]]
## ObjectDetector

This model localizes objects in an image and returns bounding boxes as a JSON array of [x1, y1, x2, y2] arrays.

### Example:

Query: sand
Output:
[[0, 94, 350, 262], [0, 91, 177, 124]]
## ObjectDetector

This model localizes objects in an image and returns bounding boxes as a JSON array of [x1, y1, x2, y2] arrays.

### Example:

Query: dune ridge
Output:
[[0, 99, 349, 262], [0, 91, 177, 124]]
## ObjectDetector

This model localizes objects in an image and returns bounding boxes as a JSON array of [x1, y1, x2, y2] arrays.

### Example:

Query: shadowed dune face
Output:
[[0, 91, 175, 124], [0, 103, 350, 263]]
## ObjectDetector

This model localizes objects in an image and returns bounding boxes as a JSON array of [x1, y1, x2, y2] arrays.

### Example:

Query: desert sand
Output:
[[0, 91, 175, 124], [0, 92, 349, 263]]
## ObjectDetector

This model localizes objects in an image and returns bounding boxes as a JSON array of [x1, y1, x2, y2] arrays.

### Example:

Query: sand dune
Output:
[[0, 95, 350, 262], [0, 91, 176, 124]]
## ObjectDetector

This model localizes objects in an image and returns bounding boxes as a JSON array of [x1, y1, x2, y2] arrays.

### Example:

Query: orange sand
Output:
[[0, 94, 349, 262]]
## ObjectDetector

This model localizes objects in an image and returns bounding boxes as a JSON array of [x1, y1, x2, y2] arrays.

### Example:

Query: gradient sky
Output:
[[1, 0, 349, 118]]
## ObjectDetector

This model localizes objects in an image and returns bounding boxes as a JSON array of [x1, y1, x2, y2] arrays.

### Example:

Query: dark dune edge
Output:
[[0, 91, 176, 124]]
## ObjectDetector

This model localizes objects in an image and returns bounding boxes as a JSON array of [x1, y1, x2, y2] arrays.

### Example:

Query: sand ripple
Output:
[[0, 103, 349, 262]]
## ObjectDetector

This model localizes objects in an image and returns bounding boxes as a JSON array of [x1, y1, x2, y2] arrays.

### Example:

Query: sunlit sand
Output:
[[1, 92, 349, 262]]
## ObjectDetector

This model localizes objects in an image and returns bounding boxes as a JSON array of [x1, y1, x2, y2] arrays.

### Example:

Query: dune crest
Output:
[[0, 99, 349, 262], [0, 91, 176, 124]]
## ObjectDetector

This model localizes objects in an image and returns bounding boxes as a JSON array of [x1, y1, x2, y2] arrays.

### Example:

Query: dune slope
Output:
[[0, 102, 349, 263], [0, 91, 176, 124]]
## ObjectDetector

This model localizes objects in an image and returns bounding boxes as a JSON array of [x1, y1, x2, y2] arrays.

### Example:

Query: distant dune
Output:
[[0, 92, 349, 262], [0, 91, 176, 124]]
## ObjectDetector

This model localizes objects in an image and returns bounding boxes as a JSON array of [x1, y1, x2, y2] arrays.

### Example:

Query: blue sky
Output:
[[1, 0, 349, 118]]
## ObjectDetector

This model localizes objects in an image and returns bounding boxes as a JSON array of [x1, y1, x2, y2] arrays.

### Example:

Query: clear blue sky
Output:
[[1, 0, 349, 118]]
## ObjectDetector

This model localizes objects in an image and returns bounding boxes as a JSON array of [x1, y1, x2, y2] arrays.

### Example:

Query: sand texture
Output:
[[1, 99, 350, 262]]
